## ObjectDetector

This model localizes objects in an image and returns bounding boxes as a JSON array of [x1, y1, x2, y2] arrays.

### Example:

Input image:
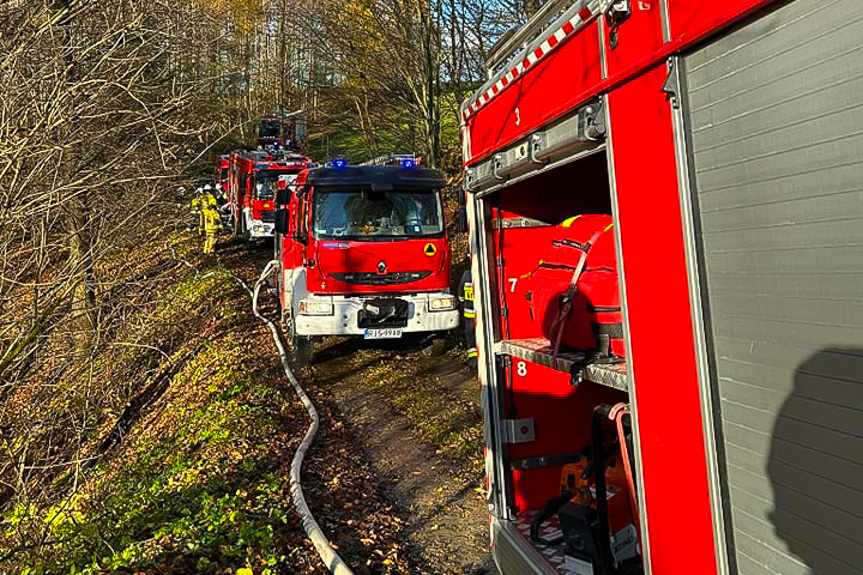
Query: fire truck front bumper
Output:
[[294, 292, 460, 337]]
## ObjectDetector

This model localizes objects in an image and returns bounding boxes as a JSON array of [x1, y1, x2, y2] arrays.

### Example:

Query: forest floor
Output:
[[0, 230, 494, 575]]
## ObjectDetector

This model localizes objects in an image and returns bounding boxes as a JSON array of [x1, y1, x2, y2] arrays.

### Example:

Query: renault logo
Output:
[[377, 260, 387, 274]]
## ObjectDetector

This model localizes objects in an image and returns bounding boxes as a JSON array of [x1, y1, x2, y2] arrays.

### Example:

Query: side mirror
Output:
[[456, 189, 468, 233], [275, 209, 290, 234], [276, 187, 291, 206]]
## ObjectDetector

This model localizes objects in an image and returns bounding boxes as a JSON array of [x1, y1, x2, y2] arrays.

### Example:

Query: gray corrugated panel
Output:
[[699, 189, 863, 232], [694, 98, 863, 179], [713, 338, 863, 372], [726, 456, 863, 530], [721, 392, 862, 447], [683, 0, 863, 571], [708, 293, 863, 328], [697, 166, 863, 213], [732, 483, 863, 539], [717, 362, 863, 415], [733, 528, 809, 575], [725, 410, 863, 474], [734, 517, 860, 575], [733, 507, 863, 573], [704, 270, 863, 300], [736, 552, 784, 575], [724, 420, 863, 484], [710, 313, 863, 350]]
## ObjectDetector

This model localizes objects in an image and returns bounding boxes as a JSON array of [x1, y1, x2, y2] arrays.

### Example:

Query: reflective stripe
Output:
[[467, 348, 478, 358], [561, 215, 580, 228], [464, 311, 476, 319]]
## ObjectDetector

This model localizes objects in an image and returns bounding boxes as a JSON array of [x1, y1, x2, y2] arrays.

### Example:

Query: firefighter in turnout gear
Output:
[[198, 184, 218, 234], [190, 187, 203, 232], [458, 266, 477, 369], [202, 204, 221, 254]]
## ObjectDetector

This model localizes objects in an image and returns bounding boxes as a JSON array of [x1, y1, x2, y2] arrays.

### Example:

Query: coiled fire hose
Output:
[[237, 260, 355, 575]]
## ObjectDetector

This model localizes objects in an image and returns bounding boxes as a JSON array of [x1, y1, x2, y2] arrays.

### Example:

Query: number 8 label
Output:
[[516, 361, 527, 377]]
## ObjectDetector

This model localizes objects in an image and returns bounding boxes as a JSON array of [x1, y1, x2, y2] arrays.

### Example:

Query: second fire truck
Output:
[[227, 150, 312, 247]]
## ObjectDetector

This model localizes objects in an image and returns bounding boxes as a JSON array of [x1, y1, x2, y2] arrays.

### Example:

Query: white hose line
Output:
[[236, 260, 356, 575]]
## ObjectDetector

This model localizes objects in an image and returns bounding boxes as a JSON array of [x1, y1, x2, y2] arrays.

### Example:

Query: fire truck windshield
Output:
[[254, 170, 299, 200], [259, 119, 279, 138], [313, 188, 443, 240], [254, 183, 274, 200]]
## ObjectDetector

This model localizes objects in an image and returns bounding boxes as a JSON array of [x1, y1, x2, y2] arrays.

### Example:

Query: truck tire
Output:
[[292, 333, 313, 366], [421, 335, 447, 357]]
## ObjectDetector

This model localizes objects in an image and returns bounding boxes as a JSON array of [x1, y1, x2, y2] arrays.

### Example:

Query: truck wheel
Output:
[[421, 335, 447, 357], [292, 334, 313, 366]]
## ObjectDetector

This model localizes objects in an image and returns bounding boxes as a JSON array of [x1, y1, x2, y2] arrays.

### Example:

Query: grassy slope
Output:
[[2, 244, 322, 575]]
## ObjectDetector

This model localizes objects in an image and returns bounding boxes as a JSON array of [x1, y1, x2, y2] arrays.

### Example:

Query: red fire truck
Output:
[[256, 110, 308, 150], [273, 157, 459, 365], [462, 1, 862, 574], [227, 150, 312, 246]]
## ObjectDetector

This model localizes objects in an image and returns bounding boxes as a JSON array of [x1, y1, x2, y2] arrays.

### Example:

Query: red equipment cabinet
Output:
[[227, 150, 312, 246], [463, 1, 863, 574], [273, 162, 460, 365]]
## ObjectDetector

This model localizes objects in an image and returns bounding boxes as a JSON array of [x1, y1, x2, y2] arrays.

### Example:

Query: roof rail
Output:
[[360, 153, 419, 167], [462, 0, 609, 122], [484, 0, 580, 75]]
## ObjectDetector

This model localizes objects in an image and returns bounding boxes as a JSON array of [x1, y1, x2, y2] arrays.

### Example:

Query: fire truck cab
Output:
[[215, 154, 230, 188], [228, 150, 312, 246], [274, 159, 459, 365], [462, 1, 863, 574]]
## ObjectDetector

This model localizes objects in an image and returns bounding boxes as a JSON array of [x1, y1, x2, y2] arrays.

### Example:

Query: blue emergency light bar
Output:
[[401, 158, 416, 168], [332, 158, 347, 169]]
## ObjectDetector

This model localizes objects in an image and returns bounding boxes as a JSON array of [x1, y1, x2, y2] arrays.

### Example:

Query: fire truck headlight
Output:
[[299, 300, 334, 316], [254, 224, 267, 232], [430, 295, 456, 311]]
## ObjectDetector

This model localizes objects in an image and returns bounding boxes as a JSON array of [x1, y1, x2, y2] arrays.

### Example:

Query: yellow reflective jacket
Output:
[[203, 207, 221, 232]]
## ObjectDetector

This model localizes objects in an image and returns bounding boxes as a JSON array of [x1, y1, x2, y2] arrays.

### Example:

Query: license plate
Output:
[[364, 328, 403, 339]]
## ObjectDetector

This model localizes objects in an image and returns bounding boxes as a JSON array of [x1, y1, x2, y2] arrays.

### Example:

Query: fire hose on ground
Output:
[[233, 260, 355, 575]]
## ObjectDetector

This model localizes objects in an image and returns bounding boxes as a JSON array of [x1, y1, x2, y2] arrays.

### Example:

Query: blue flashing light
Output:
[[333, 158, 347, 169], [401, 158, 416, 168]]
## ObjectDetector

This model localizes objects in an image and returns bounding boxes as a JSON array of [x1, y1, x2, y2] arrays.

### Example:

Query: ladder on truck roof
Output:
[[464, 0, 622, 122]]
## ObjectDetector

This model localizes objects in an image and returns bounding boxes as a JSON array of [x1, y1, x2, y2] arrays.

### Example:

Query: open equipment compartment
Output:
[[467, 108, 644, 573]]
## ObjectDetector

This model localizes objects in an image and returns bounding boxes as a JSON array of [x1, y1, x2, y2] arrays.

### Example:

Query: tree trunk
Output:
[[55, 0, 98, 357]]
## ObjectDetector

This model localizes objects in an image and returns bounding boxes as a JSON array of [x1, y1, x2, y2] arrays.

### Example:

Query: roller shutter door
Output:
[[682, 0, 863, 573]]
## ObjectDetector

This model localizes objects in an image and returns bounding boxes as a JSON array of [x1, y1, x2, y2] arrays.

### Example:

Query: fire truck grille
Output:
[[330, 271, 432, 286], [357, 298, 409, 328], [260, 210, 275, 223]]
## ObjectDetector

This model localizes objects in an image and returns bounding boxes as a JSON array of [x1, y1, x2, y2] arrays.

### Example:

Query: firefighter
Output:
[[214, 183, 227, 206], [189, 187, 204, 232], [202, 203, 221, 254], [199, 184, 218, 234], [458, 264, 477, 369]]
